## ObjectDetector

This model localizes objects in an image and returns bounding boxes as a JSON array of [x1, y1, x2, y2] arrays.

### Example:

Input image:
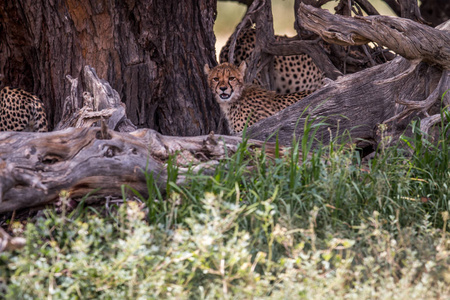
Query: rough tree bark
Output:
[[0, 0, 226, 135]]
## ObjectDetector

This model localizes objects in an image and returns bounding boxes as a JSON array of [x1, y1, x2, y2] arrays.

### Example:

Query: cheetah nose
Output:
[[219, 86, 227, 91]]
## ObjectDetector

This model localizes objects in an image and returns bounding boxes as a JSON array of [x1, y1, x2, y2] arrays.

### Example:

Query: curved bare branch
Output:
[[298, 4, 450, 69]]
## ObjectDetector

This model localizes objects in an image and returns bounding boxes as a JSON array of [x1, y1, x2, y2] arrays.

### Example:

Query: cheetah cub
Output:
[[204, 62, 312, 133]]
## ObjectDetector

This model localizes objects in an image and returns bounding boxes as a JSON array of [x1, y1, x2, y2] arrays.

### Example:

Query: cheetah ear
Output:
[[204, 64, 211, 75], [238, 61, 247, 75]]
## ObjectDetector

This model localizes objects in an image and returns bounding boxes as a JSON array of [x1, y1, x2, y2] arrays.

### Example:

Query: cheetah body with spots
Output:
[[0, 86, 48, 132], [220, 26, 325, 94], [205, 62, 312, 133]]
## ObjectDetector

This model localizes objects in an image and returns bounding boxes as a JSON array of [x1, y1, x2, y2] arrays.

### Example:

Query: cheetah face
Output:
[[204, 62, 246, 104]]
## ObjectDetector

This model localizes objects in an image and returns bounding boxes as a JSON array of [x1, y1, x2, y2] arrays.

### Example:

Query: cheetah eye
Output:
[[229, 76, 236, 81], [212, 77, 219, 82]]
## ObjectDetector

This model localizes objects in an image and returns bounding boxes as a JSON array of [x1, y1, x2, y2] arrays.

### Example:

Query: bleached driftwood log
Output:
[[54, 66, 137, 132], [55, 66, 136, 132], [0, 127, 275, 213]]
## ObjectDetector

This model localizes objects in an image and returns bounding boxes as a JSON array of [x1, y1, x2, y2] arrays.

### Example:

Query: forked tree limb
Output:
[[244, 5, 449, 146], [298, 4, 450, 69], [284, 4, 450, 137], [245, 56, 443, 146]]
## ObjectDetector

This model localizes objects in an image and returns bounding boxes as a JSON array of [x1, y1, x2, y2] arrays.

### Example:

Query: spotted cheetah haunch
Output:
[[0, 86, 48, 132], [205, 62, 312, 134]]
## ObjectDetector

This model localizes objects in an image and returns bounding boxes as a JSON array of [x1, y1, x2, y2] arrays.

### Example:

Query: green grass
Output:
[[1, 115, 449, 299]]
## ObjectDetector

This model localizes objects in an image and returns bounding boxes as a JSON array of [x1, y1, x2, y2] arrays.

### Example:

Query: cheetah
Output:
[[205, 62, 312, 133], [0, 86, 48, 132], [220, 25, 325, 94]]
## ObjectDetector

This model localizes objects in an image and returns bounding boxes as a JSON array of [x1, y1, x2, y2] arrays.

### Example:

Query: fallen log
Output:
[[0, 127, 273, 213]]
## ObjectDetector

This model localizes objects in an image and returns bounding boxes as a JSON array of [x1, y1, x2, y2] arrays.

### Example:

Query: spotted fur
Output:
[[0, 86, 48, 132], [205, 62, 312, 133], [220, 25, 325, 94]]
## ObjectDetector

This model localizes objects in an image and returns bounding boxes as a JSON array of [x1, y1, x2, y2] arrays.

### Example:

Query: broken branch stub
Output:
[[55, 66, 137, 132]]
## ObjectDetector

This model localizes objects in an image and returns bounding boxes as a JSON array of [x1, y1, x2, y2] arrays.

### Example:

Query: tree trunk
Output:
[[0, 0, 225, 135]]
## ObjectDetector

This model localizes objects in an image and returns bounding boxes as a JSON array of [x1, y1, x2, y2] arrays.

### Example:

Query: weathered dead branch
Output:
[[245, 4, 449, 141], [55, 66, 137, 132], [0, 127, 277, 213], [0, 63, 280, 214], [245, 57, 442, 146], [298, 4, 450, 69]]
